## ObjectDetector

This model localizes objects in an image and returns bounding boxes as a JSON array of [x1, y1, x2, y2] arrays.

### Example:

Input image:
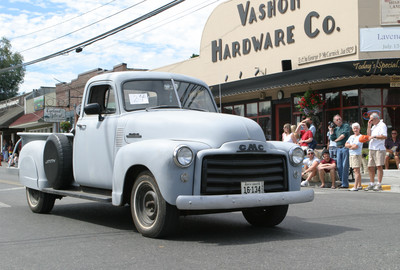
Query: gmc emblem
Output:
[[237, 144, 266, 153]]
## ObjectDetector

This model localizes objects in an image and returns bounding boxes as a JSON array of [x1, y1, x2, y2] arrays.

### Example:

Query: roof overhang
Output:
[[0, 106, 24, 128], [210, 58, 400, 100]]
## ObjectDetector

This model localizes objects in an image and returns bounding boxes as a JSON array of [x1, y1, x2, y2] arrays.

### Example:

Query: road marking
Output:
[[0, 201, 11, 208], [0, 187, 25, 192], [0, 179, 22, 186]]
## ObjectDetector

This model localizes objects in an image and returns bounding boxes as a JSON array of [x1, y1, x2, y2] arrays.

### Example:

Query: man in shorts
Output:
[[301, 148, 320, 187], [317, 150, 337, 188], [365, 113, 387, 191]]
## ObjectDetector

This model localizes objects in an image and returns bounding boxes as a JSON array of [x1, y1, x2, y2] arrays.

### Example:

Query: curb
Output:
[[349, 183, 391, 191]]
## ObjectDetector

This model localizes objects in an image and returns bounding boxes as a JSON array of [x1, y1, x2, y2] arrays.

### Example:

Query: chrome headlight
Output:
[[289, 146, 304, 166], [173, 145, 194, 168]]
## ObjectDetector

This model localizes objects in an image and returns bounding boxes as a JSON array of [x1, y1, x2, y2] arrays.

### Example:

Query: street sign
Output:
[[43, 107, 66, 122]]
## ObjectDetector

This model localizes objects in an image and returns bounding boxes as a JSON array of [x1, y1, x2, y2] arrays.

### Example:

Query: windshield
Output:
[[122, 79, 217, 112]]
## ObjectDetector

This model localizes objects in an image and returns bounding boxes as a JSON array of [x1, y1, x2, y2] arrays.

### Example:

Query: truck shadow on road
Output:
[[50, 202, 359, 244]]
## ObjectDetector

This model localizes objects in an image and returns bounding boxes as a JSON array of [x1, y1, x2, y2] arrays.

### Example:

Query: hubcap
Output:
[[135, 183, 158, 227], [27, 188, 39, 207]]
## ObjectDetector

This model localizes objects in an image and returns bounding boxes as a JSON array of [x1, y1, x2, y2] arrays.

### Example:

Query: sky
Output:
[[0, 0, 226, 94]]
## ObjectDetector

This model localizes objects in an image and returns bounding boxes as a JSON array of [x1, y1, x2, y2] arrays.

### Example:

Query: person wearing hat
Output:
[[301, 148, 320, 187], [345, 123, 364, 191], [317, 150, 337, 188], [365, 112, 387, 191]]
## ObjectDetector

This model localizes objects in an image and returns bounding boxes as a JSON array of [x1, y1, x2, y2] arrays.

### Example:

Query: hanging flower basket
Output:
[[297, 89, 325, 116]]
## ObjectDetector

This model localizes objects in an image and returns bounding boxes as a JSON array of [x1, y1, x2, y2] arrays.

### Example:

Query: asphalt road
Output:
[[1, 174, 399, 270]]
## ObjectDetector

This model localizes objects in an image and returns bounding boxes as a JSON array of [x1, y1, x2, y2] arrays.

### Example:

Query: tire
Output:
[[242, 205, 289, 227], [130, 171, 179, 238], [43, 133, 73, 190], [26, 188, 56, 214]]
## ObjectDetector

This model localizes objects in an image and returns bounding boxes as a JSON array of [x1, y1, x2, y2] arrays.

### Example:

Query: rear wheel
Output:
[[242, 205, 289, 227], [26, 188, 56, 214], [131, 171, 179, 238]]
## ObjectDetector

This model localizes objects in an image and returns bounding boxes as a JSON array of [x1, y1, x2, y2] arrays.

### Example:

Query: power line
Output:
[[20, 0, 147, 53], [88, 0, 222, 57], [10, 0, 118, 40], [0, 0, 185, 74]]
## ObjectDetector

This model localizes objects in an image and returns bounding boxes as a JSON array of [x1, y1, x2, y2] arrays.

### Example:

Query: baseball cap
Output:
[[307, 149, 314, 154]]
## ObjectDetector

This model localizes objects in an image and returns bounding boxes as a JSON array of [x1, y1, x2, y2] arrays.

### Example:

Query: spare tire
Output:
[[43, 133, 73, 190]]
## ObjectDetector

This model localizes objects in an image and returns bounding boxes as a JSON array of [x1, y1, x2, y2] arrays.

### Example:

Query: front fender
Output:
[[111, 140, 210, 206]]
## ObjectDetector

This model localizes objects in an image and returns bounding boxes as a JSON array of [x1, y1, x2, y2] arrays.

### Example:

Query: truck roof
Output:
[[86, 71, 209, 88]]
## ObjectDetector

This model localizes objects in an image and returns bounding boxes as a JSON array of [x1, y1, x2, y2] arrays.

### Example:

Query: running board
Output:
[[42, 187, 112, 203]]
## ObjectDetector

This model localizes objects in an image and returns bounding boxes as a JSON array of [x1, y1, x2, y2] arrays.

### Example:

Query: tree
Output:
[[0, 37, 25, 101]]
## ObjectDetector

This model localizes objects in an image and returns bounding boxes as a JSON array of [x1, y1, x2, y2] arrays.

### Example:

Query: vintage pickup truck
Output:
[[18, 71, 313, 238]]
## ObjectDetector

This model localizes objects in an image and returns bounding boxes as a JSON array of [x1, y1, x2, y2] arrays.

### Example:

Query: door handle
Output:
[[77, 124, 86, 129]]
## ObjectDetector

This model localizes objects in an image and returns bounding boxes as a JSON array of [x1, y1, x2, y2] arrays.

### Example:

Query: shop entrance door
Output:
[[275, 103, 291, 141]]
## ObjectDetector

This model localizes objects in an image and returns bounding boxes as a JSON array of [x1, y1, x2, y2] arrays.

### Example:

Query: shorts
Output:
[[349, 155, 362, 168], [386, 152, 399, 159], [368, 150, 386, 167]]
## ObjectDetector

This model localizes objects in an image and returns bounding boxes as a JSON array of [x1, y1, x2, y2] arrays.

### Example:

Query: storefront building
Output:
[[154, 0, 400, 146]]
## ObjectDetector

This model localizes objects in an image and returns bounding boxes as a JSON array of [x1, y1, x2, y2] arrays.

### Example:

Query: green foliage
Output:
[[190, 53, 199, 58], [60, 121, 72, 133], [0, 37, 25, 101]]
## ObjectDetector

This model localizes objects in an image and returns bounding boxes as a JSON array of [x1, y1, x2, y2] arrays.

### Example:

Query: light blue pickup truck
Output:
[[18, 71, 313, 238]]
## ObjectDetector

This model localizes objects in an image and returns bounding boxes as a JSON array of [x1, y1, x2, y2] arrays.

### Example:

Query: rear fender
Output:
[[19, 140, 50, 190]]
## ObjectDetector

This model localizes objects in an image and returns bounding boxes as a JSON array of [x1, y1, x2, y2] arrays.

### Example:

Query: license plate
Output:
[[241, 181, 264, 194]]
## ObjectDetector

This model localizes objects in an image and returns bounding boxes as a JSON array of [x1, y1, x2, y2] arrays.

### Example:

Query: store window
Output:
[[223, 100, 272, 140], [342, 89, 358, 107], [361, 88, 381, 105]]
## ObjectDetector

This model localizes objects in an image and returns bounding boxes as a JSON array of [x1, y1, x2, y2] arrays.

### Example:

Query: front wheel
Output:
[[131, 171, 179, 238], [242, 205, 289, 227], [26, 188, 56, 214]]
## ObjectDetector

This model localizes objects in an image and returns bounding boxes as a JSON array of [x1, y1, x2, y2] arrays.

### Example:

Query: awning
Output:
[[9, 110, 45, 129], [0, 105, 24, 128], [210, 58, 400, 98]]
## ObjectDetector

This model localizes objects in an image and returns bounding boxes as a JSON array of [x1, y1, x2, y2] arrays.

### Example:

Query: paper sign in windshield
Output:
[[129, 94, 149, 104]]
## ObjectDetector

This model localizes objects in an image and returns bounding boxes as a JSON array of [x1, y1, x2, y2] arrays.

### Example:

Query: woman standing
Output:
[[282, 123, 296, 143], [345, 123, 363, 191]]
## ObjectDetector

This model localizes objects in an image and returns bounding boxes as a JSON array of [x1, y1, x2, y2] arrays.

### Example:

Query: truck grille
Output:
[[201, 154, 287, 195]]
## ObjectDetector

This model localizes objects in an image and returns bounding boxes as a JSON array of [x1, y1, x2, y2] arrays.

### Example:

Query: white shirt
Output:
[[369, 120, 387, 150], [346, 134, 363, 155], [309, 124, 316, 136], [303, 156, 320, 167], [283, 133, 294, 143], [327, 131, 337, 147]]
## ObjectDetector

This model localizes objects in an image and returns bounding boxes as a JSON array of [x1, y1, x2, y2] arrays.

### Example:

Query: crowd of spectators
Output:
[[282, 111, 397, 191]]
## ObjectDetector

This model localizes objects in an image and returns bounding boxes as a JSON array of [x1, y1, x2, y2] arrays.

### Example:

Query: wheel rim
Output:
[[134, 182, 158, 227], [27, 188, 40, 207]]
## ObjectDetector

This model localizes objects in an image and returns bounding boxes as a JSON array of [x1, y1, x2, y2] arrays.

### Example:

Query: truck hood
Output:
[[122, 110, 266, 148]]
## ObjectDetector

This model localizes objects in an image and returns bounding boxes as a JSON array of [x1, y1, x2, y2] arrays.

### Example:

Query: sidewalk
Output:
[[308, 169, 400, 192]]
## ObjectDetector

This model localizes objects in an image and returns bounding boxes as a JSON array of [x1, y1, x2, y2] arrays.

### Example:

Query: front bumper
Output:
[[176, 189, 314, 210]]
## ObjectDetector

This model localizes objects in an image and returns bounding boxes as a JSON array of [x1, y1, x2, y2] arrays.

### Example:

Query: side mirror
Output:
[[84, 103, 104, 121]]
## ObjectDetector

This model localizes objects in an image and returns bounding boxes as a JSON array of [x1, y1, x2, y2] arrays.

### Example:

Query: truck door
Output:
[[73, 83, 118, 189]]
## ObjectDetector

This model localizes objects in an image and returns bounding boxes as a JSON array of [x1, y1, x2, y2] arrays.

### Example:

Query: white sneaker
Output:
[[373, 184, 382, 191], [349, 187, 358, 191], [364, 183, 375, 191], [357, 186, 363, 190], [301, 180, 309, 187]]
